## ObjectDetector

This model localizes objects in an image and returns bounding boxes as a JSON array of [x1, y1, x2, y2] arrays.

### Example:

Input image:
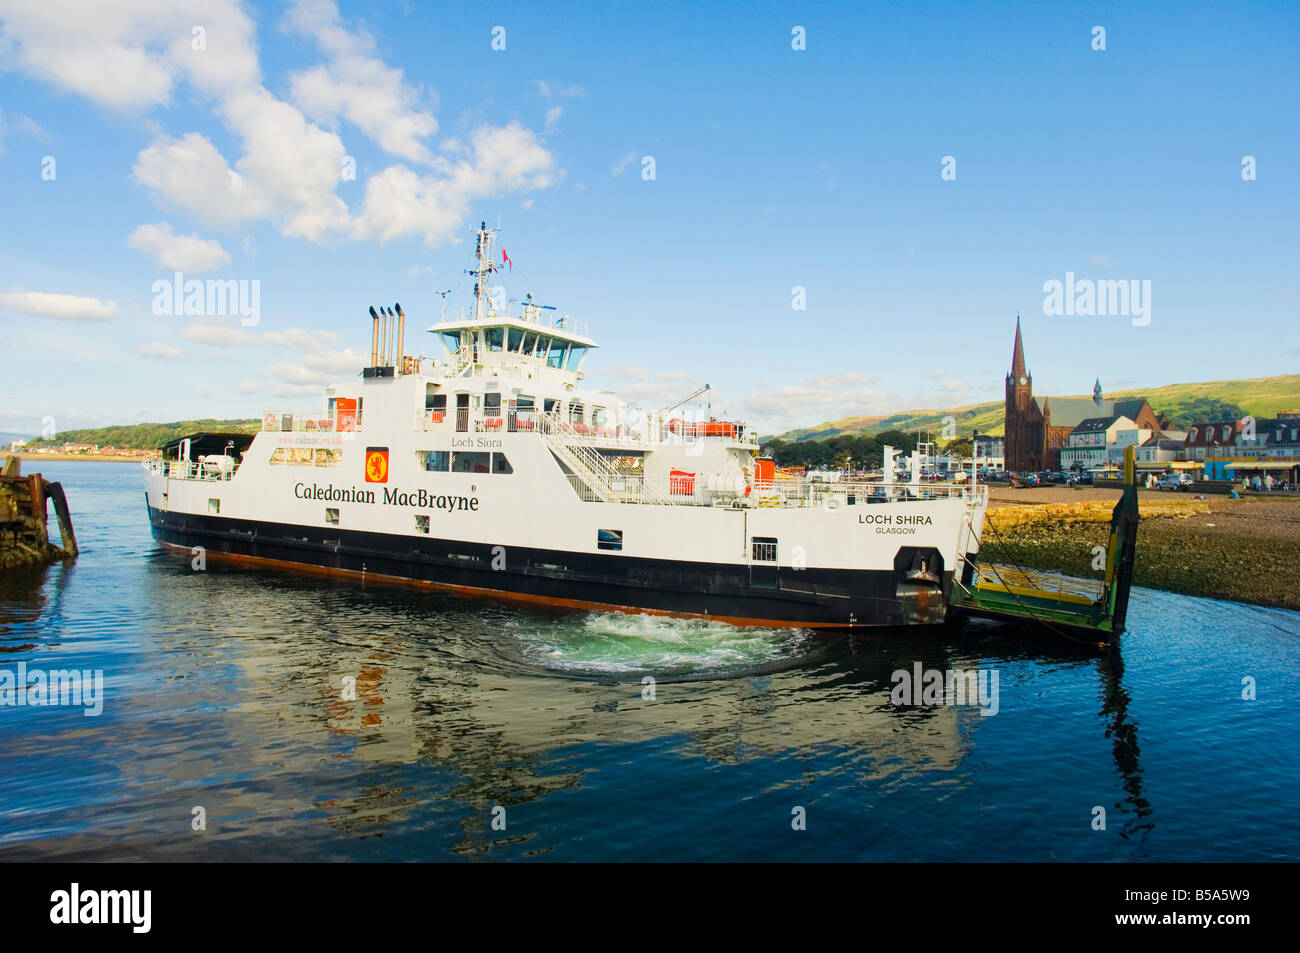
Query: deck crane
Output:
[[655, 384, 711, 435]]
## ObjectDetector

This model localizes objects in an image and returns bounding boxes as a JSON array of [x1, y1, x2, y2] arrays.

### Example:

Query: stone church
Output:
[[1003, 317, 1160, 471]]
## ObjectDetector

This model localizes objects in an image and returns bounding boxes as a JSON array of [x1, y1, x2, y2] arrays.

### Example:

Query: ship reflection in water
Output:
[[1, 463, 1297, 861]]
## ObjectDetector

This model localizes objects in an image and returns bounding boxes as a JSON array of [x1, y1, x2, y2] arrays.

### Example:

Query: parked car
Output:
[[1158, 472, 1193, 491]]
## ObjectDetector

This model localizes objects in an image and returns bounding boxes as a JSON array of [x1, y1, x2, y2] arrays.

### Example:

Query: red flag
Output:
[[501, 248, 513, 270]]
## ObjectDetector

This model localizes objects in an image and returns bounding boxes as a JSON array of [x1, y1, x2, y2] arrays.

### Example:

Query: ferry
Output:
[[142, 223, 989, 628]]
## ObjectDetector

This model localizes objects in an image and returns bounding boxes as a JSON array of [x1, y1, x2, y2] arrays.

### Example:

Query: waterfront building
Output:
[[1003, 317, 1160, 471]]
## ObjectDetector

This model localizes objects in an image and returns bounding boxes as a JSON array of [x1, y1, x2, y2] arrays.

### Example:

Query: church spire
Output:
[[1094, 378, 1103, 404], [1010, 314, 1028, 381]]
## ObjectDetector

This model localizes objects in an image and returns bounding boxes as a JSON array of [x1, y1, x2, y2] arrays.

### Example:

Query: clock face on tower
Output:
[[1019, 377, 1027, 385]]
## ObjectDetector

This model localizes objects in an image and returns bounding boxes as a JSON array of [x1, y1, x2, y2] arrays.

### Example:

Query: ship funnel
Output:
[[384, 307, 395, 367], [369, 305, 380, 366], [395, 303, 405, 373]]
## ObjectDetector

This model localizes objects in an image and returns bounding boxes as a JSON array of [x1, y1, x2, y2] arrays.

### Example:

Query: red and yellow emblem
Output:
[[364, 447, 389, 483]]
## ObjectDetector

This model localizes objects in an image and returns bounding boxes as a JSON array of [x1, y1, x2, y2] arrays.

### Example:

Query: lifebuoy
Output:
[[744, 483, 752, 497]]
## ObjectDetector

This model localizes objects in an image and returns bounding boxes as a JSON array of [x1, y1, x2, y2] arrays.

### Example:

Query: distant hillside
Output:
[[778, 374, 1300, 442], [25, 419, 259, 450]]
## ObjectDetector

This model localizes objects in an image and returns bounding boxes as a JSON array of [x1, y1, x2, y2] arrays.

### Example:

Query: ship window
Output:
[[523, 332, 539, 356], [507, 327, 525, 351], [752, 537, 777, 562], [452, 451, 490, 473], [564, 345, 587, 370], [592, 407, 607, 427], [569, 403, 584, 424], [548, 340, 567, 368], [486, 327, 504, 351], [597, 529, 623, 551], [326, 508, 340, 525], [423, 450, 450, 471], [208, 498, 220, 514], [440, 332, 461, 354], [414, 514, 430, 534], [535, 335, 551, 359], [492, 453, 513, 474]]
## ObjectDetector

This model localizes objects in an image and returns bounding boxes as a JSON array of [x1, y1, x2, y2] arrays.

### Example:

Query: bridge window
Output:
[[507, 327, 525, 351], [486, 327, 504, 351], [452, 451, 490, 473], [523, 332, 539, 356], [547, 340, 567, 368], [752, 537, 777, 562], [440, 331, 461, 353], [565, 345, 588, 371], [598, 529, 623, 551]]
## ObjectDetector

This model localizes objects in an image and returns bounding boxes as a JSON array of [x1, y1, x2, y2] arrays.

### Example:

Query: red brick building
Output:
[[1003, 317, 1160, 471]]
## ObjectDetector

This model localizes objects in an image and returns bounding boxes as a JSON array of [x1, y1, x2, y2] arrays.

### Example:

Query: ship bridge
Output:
[[427, 299, 595, 380]]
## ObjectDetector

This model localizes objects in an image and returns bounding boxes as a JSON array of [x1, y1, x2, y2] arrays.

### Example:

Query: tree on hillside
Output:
[[875, 429, 917, 455], [944, 437, 973, 459], [1163, 398, 1248, 429]]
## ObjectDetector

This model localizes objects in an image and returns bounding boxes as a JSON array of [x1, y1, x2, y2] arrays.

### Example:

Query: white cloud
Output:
[[128, 222, 231, 273], [0, 291, 117, 321], [740, 373, 890, 432], [5, 0, 557, 250], [133, 133, 267, 229], [283, 0, 438, 165], [0, 0, 259, 110], [137, 341, 182, 359], [271, 382, 322, 398], [545, 106, 563, 131], [351, 123, 555, 246], [181, 323, 254, 347], [260, 327, 340, 350], [402, 264, 436, 277], [610, 151, 638, 176], [536, 80, 586, 100], [267, 347, 364, 387], [302, 347, 366, 375], [238, 380, 266, 394]]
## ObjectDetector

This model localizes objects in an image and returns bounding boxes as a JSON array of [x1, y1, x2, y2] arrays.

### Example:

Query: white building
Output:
[[1060, 415, 1149, 470]]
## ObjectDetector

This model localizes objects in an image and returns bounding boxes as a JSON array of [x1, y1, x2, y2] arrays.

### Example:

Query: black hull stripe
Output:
[[147, 504, 953, 628]]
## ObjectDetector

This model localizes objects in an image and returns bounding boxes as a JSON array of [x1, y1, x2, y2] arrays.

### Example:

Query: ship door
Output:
[[456, 392, 470, 432], [749, 536, 778, 589]]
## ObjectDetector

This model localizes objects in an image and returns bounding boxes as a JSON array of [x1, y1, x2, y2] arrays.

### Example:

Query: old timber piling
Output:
[[0, 456, 78, 570]]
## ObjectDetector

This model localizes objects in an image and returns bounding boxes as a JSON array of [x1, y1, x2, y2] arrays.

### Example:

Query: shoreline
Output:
[[1, 453, 148, 464], [980, 487, 1300, 612]]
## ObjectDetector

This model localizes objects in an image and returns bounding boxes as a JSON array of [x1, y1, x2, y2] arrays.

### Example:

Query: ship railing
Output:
[[262, 409, 362, 433], [656, 420, 759, 448], [447, 304, 589, 339], [142, 458, 239, 481], [561, 474, 990, 508]]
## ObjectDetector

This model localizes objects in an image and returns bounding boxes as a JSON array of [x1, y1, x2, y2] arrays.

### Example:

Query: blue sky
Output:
[[1, 0, 1297, 438]]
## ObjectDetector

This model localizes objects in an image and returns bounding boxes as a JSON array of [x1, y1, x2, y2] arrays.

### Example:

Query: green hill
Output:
[[777, 374, 1300, 442], [25, 419, 259, 450]]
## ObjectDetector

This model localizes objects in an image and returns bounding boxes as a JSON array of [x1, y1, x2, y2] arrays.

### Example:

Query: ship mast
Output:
[[470, 220, 499, 321]]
